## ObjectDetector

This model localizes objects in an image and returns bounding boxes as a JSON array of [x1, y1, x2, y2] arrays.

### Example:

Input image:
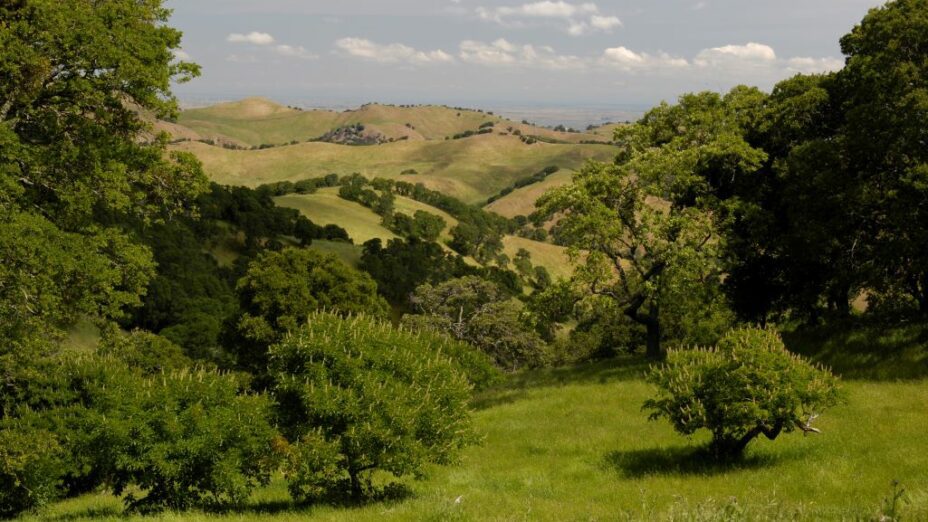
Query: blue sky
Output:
[[167, 0, 885, 108]]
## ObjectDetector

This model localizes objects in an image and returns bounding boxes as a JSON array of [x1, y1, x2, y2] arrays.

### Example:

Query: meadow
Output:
[[27, 356, 928, 521]]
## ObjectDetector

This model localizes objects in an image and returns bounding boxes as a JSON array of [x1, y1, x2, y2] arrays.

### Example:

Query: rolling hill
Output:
[[173, 97, 613, 147], [275, 188, 573, 279], [172, 135, 614, 205], [157, 97, 615, 280], [484, 168, 575, 218]]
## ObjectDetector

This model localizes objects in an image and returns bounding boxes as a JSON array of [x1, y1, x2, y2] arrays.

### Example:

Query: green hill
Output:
[[173, 136, 614, 205], [275, 188, 572, 279]]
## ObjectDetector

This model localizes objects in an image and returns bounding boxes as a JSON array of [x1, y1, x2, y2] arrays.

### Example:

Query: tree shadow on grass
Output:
[[473, 355, 652, 410], [783, 317, 928, 381], [604, 445, 799, 479], [236, 481, 414, 516]]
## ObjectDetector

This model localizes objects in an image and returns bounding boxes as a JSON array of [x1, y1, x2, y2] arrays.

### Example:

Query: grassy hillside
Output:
[[175, 98, 610, 147], [275, 190, 399, 245], [32, 357, 928, 521], [274, 188, 571, 279], [485, 169, 575, 218], [174, 137, 614, 205]]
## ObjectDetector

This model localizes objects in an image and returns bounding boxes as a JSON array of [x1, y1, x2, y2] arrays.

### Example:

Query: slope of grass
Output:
[[30, 357, 928, 521], [274, 189, 398, 245], [484, 169, 575, 218], [503, 235, 573, 281], [308, 240, 364, 268], [274, 189, 571, 279], [175, 98, 607, 148], [174, 137, 614, 205]]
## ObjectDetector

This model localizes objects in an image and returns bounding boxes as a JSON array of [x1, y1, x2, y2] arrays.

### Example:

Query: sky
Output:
[[167, 0, 886, 112]]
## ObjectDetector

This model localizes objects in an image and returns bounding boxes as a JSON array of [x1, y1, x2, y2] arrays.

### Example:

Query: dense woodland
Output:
[[1, 0, 927, 519]]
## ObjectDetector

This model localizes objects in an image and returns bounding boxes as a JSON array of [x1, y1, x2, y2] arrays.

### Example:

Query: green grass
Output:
[[275, 189, 398, 245], [307, 240, 364, 268], [173, 136, 614, 205], [27, 356, 928, 521]]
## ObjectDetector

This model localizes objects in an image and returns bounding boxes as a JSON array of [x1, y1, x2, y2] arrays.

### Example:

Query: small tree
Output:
[[270, 313, 486, 502], [644, 327, 841, 459]]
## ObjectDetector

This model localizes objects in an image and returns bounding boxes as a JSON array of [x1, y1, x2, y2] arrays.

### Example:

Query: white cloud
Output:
[[477, 1, 598, 21], [227, 32, 275, 45], [335, 38, 454, 65], [227, 32, 319, 61], [274, 44, 318, 60], [459, 39, 584, 69], [459, 39, 519, 65], [589, 15, 621, 30], [786, 56, 845, 74], [476, 1, 620, 35], [695, 42, 777, 66], [601, 46, 689, 71], [172, 49, 192, 62]]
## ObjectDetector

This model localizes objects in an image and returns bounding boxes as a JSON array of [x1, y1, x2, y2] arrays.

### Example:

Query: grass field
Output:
[[173, 136, 614, 205], [484, 169, 576, 218], [29, 355, 928, 521]]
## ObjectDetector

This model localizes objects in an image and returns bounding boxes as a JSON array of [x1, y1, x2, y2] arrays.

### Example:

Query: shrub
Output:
[[0, 426, 63, 518], [235, 248, 389, 371], [643, 327, 841, 459], [269, 313, 485, 502], [103, 369, 281, 513], [1, 355, 281, 515]]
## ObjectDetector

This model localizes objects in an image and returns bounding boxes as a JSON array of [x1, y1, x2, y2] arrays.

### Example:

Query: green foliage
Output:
[[236, 248, 389, 346], [269, 313, 483, 501], [408, 277, 548, 370], [1, 0, 207, 358], [644, 327, 841, 458], [0, 426, 63, 518], [0, 209, 155, 355], [97, 330, 193, 375], [104, 370, 280, 513], [539, 161, 731, 359], [1, 354, 280, 516], [360, 238, 477, 306]]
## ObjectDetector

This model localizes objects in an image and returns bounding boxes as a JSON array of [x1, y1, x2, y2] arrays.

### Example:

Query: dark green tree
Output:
[[235, 248, 389, 374]]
